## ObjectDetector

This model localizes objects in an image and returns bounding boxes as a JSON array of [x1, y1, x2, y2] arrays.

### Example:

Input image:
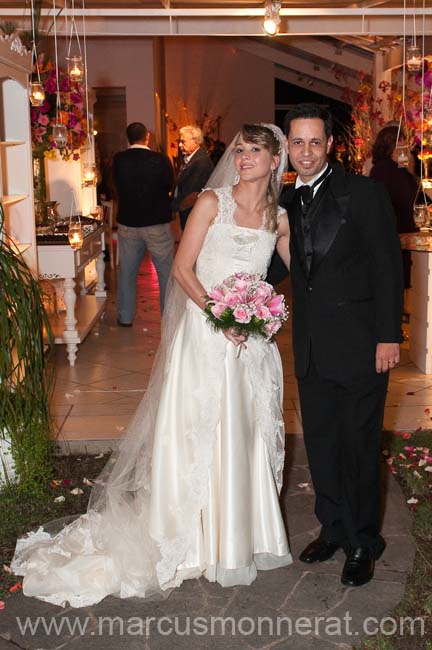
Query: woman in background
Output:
[[370, 125, 418, 290]]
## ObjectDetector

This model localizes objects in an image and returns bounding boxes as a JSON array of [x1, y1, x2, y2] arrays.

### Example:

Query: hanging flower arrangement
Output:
[[30, 57, 88, 161]]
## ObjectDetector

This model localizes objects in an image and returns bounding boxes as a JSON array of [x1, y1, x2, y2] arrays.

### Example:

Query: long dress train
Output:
[[11, 186, 292, 607]]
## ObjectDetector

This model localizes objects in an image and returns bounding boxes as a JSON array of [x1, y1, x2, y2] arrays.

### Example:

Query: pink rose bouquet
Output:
[[204, 272, 288, 341]]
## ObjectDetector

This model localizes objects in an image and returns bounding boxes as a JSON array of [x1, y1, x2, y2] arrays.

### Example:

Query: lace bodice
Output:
[[195, 186, 284, 290]]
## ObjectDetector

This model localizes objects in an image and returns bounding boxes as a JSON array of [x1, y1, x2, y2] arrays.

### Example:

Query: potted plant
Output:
[[0, 202, 55, 491]]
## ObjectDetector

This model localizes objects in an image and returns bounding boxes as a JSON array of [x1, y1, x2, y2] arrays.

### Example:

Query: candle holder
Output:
[[82, 163, 97, 187], [406, 45, 422, 72], [67, 55, 84, 82], [29, 82, 45, 106], [68, 216, 84, 250], [414, 204, 429, 231], [52, 124, 68, 149]]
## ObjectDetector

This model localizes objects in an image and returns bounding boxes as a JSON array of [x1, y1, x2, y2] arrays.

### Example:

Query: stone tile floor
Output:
[[51, 255, 432, 452], [0, 254, 422, 649], [0, 436, 414, 650]]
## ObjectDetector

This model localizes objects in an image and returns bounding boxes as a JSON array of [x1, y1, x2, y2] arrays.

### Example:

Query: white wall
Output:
[[56, 37, 155, 133], [164, 38, 275, 146]]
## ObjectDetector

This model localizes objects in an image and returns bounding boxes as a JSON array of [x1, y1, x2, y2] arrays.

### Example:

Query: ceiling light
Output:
[[263, 0, 281, 36]]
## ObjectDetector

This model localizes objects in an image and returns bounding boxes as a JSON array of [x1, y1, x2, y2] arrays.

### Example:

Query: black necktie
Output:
[[297, 166, 331, 216]]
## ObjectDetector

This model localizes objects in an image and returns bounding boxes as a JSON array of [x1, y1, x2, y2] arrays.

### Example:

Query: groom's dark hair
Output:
[[283, 103, 333, 139]]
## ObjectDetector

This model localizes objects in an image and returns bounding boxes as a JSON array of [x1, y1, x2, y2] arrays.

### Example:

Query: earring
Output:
[[271, 169, 276, 183], [234, 172, 240, 185]]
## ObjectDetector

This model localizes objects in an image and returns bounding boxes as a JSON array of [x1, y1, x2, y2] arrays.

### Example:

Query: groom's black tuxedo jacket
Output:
[[280, 163, 403, 383]]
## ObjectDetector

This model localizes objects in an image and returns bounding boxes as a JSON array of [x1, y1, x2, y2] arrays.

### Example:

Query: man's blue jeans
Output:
[[117, 223, 174, 323]]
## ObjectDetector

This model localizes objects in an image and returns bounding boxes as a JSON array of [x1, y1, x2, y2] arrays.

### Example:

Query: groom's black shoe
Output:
[[299, 538, 340, 564], [341, 547, 375, 587]]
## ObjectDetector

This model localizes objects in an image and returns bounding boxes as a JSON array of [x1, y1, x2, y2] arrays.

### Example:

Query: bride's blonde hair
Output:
[[240, 124, 281, 232]]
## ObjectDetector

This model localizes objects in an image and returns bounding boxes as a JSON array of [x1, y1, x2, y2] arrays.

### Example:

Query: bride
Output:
[[11, 123, 292, 607]]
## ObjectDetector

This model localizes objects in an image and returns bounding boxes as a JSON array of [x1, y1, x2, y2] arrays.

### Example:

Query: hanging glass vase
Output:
[[406, 44, 422, 72], [29, 82, 45, 106], [67, 55, 84, 82], [52, 124, 68, 149], [82, 163, 97, 187], [422, 157, 432, 190]]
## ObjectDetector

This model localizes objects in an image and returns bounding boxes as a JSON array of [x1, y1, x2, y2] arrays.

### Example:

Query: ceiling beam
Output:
[[1, 7, 431, 37], [236, 39, 358, 93]]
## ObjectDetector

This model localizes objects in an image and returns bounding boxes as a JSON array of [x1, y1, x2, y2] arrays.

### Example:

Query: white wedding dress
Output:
[[11, 186, 292, 607]]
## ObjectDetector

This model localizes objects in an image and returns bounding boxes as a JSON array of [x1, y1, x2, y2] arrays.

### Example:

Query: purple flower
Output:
[[60, 76, 71, 92], [70, 92, 82, 104], [67, 114, 78, 128], [39, 100, 51, 114], [44, 76, 57, 94]]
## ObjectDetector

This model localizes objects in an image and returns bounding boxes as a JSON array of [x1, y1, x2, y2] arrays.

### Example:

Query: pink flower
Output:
[[210, 302, 227, 319], [254, 304, 272, 321], [38, 114, 49, 126], [252, 284, 273, 305], [233, 277, 249, 293], [233, 306, 252, 324], [264, 320, 282, 338], [224, 291, 241, 308], [208, 287, 225, 302], [266, 294, 285, 317]]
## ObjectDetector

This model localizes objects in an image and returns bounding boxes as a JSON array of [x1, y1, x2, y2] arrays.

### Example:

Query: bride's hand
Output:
[[223, 327, 248, 347]]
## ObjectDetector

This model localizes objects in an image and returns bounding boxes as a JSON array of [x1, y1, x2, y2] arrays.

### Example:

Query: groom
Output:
[[280, 103, 403, 587]]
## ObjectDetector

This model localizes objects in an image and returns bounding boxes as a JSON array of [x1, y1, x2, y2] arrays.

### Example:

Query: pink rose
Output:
[[210, 302, 227, 319], [264, 320, 282, 338], [224, 291, 241, 307], [266, 294, 285, 317], [233, 306, 252, 324], [254, 304, 272, 321]]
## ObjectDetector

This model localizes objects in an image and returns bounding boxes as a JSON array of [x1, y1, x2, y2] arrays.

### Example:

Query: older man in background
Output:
[[173, 125, 214, 230]]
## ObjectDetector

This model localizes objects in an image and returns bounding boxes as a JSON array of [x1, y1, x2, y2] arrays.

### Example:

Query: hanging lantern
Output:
[[413, 204, 429, 230], [29, 82, 45, 106], [52, 123, 68, 149], [397, 150, 409, 168], [82, 162, 97, 187], [406, 45, 422, 72], [67, 55, 84, 82], [68, 220, 84, 250]]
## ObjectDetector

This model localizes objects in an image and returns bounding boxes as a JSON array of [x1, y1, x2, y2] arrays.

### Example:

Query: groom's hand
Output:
[[376, 342, 400, 373]]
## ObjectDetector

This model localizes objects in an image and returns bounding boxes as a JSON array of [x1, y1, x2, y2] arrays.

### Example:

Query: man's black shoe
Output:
[[117, 320, 132, 327], [299, 539, 340, 564], [341, 547, 375, 586]]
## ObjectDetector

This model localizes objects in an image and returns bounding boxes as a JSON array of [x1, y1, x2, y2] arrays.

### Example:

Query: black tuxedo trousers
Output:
[[282, 164, 403, 557], [298, 353, 388, 557]]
